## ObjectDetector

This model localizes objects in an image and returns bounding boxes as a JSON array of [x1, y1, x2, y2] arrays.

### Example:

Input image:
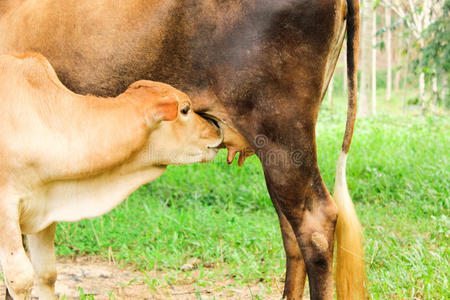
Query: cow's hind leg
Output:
[[28, 223, 57, 300], [261, 144, 338, 300], [273, 201, 307, 299], [239, 103, 337, 299], [0, 197, 34, 300]]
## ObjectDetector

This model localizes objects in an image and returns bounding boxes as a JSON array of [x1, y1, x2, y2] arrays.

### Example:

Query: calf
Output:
[[0, 53, 222, 300]]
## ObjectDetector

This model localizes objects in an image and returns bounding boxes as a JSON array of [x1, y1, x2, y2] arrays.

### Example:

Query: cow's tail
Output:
[[334, 0, 366, 299]]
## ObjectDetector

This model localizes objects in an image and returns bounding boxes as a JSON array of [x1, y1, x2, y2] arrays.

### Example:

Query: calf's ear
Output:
[[152, 98, 178, 122]]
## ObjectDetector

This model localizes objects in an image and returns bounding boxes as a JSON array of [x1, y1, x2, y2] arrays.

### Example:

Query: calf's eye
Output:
[[181, 105, 190, 115]]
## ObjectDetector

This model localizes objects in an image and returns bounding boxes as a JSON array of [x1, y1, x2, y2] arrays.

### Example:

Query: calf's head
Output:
[[124, 80, 223, 165]]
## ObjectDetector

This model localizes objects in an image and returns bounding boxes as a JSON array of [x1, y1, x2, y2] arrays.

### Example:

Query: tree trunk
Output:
[[372, 10, 377, 114], [328, 74, 335, 113], [394, 68, 401, 92], [342, 43, 347, 95], [431, 74, 438, 112], [385, 6, 392, 101], [402, 33, 412, 113], [420, 72, 425, 112], [359, 0, 374, 117], [441, 71, 448, 107]]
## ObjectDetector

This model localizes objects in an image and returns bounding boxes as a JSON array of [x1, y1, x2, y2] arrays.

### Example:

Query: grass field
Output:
[[54, 88, 449, 299]]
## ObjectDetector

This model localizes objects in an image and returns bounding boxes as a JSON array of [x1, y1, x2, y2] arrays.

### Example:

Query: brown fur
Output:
[[0, 1, 366, 299]]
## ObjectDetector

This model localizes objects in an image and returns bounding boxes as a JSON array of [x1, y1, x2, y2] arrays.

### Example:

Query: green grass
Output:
[[55, 91, 449, 299]]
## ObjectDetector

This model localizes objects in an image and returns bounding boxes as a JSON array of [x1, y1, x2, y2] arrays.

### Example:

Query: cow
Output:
[[0, 1, 366, 299], [0, 52, 223, 300]]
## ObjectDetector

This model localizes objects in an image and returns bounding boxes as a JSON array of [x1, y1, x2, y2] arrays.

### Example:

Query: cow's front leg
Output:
[[28, 223, 57, 300], [0, 199, 34, 300], [273, 200, 307, 299]]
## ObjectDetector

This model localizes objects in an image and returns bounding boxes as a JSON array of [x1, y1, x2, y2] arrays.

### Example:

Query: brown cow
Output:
[[0, 1, 366, 299]]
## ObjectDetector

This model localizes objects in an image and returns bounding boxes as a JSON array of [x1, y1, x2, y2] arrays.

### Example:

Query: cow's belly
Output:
[[20, 166, 165, 234]]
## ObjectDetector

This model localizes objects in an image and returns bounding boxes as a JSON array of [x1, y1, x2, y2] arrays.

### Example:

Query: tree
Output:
[[328, 74, 335, 113], [414, 0, 449, 107], [359, 0, 376, 117], [342, 43, 347, 95], [385, 6, 393, 101], [381, 0, 444, 110], [372, 11, 377, 114]]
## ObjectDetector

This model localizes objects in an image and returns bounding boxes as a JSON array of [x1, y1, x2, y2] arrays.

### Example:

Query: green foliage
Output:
[[378, 0, 449, 107], [412, 0, 450, 107], [413, 0, 450, 76]]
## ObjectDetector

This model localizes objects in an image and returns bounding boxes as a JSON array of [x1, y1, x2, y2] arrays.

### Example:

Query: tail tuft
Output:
[[334, 151, 366, 299]]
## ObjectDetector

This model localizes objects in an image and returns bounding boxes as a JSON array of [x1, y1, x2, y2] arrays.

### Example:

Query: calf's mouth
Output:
[[197, 112, 224, 149], [196, 112, 253, 166]]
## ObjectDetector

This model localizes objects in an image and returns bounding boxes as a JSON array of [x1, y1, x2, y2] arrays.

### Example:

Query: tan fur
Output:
[[311, 232, 329, 253], [0, 53, 222, 299], [334, 152, 367, 300]]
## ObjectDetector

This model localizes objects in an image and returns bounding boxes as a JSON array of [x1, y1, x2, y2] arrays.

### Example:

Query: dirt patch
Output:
[[0, 256, 293, 299]]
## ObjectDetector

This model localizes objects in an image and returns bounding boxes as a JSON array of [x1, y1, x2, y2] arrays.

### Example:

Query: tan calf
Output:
[[0, 53, 222, 300]]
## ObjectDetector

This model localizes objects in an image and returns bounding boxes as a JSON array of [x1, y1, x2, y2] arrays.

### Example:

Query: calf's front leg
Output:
[[28, 223, 57, 300], [0, 199, 34, 300]]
